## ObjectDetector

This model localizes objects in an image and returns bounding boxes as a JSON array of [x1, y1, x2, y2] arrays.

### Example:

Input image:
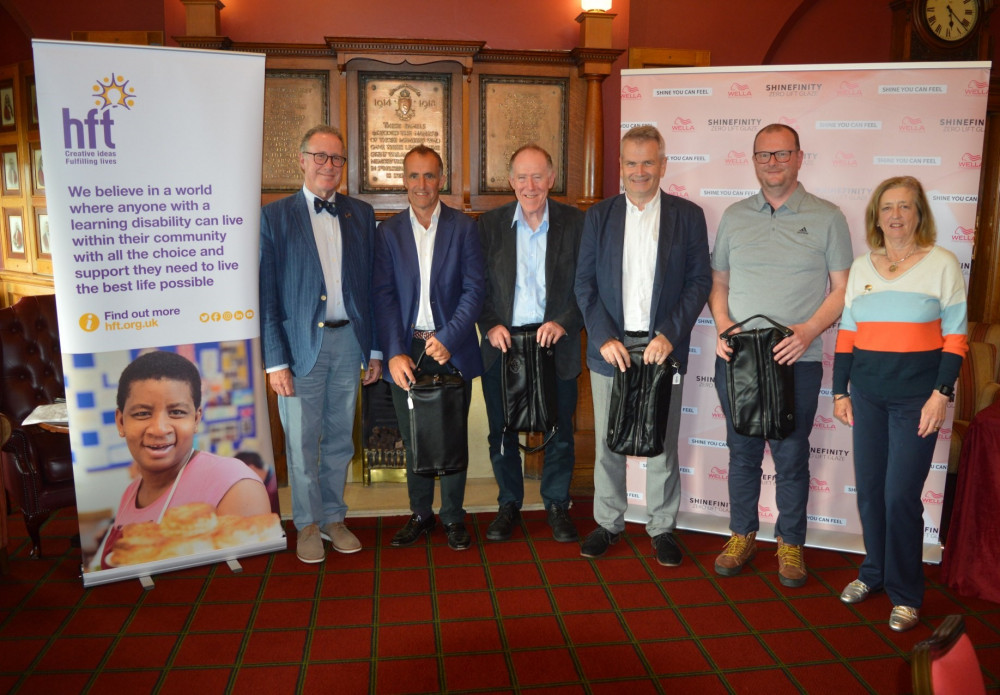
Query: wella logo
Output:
[[813, 414, 836, 430], [938, 427, 952, 440], [728, 81, 752, 98], [725, 149, 749, 166], [922, 489, 944, 505], [667, 183, 690, 198], [833, 151, 858, 167], [809, 476, 831, 493], [758, 504, 775, 520], [672, 116, 695, 132], [965, 79, 989, 96], [709, 466, 729, 481], [899, 116, 925, 133], [959, 153, 982, 169], [621, 85, 642, 100], [778, 116, 797, 128], [712, 405, 726, 420], [837, 79, 862, 97], [62, 73, 137, 151], [822, 351, 835, 368], [951, 226, 975, 243]]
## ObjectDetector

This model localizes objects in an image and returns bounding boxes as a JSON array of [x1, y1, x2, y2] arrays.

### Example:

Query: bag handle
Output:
[[411, 349, 463, 385], [719, 314, 792, 341]]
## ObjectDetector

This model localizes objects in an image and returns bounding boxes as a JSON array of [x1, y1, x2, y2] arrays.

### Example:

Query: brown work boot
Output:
[[775, 536, 807, 587], [714, 531, 757, 576]]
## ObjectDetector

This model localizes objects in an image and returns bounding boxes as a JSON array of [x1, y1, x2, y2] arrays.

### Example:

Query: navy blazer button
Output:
[[320, 295, 327, 301]]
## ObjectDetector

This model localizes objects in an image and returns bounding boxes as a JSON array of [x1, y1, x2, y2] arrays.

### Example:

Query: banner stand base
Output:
[[139, 575, 154, 591], [226, 559, 243, 574], [627, 505, 943, 564]]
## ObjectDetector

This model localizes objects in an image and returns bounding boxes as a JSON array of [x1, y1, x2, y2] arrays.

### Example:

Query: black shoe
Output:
[[444, 522, 471, 550], [547, 504, 579, 543], [580, 526, 620, 558], [486, 502, 521, 541], [390, 513, 435, 547], [652, 532, 683, 567]]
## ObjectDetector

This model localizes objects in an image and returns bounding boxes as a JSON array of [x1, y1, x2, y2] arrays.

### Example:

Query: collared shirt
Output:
[[409, 201, 441, 331], [622, 191, 660, 332], [712, 183, 854, 362], [511, 201, 549, 326], [304, 184, 348, 323]]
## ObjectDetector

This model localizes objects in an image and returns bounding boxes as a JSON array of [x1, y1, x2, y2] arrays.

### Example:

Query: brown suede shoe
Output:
[[714, 531, 757, 576], [775, 536, 807, 587]]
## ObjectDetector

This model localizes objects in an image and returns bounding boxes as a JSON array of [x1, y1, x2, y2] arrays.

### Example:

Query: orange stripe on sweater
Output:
[[852, 320, 943, 352]]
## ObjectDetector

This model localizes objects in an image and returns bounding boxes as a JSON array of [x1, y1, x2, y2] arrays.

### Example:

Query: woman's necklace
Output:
[[886, 246, 917, 272]]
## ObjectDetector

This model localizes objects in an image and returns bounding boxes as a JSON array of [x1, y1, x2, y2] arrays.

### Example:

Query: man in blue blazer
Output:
[[478, 144, 584, 543], [575, 126, 712, 566], [373, 145, 484, 550], [259, 125, 381, 564]]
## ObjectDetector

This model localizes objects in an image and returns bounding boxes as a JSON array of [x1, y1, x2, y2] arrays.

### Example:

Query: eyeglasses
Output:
[[303, 151, 347, 167], [752, 149, 797, 164]]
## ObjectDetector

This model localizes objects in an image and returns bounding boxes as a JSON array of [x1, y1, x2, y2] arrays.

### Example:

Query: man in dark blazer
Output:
[[574, 125, 712, 566], [477, 144, 584, 543], [372, 145, 484, 551], [259, 125, 381, 564]]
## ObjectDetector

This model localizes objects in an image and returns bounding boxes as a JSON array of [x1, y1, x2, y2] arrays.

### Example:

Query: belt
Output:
[[412, 329, 436, 340], [624, 330, 648, 338], [320, 319, 350, 329]]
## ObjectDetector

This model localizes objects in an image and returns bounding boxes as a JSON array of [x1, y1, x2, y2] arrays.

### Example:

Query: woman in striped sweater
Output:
[[831, 176, 968, 632]]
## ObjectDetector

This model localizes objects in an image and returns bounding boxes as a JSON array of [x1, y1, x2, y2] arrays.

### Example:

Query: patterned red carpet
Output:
[[2, 501, 998, 694]]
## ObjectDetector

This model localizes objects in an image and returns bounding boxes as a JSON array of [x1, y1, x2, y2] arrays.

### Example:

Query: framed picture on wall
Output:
[[4, 209, 26, 259], [479, 75, 568, 195], [36, 209, 50, 258], [31, 144, 45, 194], [0, 81, 14, 131], [27, 77, 38, 128], [359, 72, 451, 194], [2, 146, 19, 194], [261, 70, 329, 192]]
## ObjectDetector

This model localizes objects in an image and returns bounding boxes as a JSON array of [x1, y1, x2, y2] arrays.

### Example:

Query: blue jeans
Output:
[[851, 387, 937, 608], [714, 358, 822, 545], [278, 326, 362, 530], [480, 355, 577, 510]]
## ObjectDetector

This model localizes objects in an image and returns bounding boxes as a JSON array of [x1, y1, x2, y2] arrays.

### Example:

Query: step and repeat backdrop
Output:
[[620, 62, 989, 559]]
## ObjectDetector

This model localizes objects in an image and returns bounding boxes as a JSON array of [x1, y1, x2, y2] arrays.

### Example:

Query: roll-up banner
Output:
[[619, 62, 989, 562], [33, 40, 282, 587]]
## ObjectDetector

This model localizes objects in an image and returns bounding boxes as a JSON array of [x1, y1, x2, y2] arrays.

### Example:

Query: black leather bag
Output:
[[407, 352, 468, 476], [720, 314, 796, 440], [607, 345, 679, 457], [501, 327, 558, 454]]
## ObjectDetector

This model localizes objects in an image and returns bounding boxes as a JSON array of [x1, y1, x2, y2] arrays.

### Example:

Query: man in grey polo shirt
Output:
[[708, 123, 853, 587]]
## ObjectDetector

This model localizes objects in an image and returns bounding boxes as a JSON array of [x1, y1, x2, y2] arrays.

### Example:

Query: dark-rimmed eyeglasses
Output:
[[303, 151, 347, 167], [752, 149, 797, 164]]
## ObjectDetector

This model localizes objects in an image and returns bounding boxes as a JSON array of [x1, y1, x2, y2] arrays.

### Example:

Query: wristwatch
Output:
[[936, 384, 955, 401]]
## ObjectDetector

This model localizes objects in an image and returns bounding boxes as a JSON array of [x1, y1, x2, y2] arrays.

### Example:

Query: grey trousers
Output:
[[590, 361, 684, 537]]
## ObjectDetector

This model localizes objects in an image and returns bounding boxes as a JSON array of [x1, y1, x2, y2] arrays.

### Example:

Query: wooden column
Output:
[[572, 11, 620, 209]]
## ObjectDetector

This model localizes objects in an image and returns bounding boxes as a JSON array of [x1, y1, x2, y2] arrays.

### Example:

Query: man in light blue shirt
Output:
[[478, 145, 584, 542]]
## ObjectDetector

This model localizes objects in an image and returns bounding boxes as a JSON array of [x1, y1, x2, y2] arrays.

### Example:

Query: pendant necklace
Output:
[[887, 247, 917, 273]]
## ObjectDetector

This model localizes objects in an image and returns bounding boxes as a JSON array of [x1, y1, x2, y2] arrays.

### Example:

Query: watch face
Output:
[[924, 0, 980, 42]]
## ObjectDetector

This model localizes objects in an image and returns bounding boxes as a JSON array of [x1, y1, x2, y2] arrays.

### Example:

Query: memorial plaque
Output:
[[262, 71, 329, 192], [360, 73, 450, 193], [480, 76, 567, 194]]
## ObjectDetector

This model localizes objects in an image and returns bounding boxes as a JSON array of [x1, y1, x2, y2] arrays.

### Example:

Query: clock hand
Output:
[[944, 3, 960, 26]]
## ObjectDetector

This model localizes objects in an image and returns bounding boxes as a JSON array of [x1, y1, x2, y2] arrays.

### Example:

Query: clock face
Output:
[[923, 0, 980, 43]]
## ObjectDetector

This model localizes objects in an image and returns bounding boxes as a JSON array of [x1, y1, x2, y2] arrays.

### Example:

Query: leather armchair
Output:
[[0, 294, 75, 559]]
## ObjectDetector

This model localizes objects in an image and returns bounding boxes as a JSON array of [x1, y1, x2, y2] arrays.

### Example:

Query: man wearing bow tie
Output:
[[260, 125, 381, 564]]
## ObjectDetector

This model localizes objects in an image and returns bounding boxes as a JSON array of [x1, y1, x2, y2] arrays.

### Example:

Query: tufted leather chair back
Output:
[[0, 294, 65, 424]]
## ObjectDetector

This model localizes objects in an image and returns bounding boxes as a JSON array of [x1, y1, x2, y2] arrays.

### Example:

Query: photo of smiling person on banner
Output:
[[66, 342, 282, 577], [96, 350, 277, 569]]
